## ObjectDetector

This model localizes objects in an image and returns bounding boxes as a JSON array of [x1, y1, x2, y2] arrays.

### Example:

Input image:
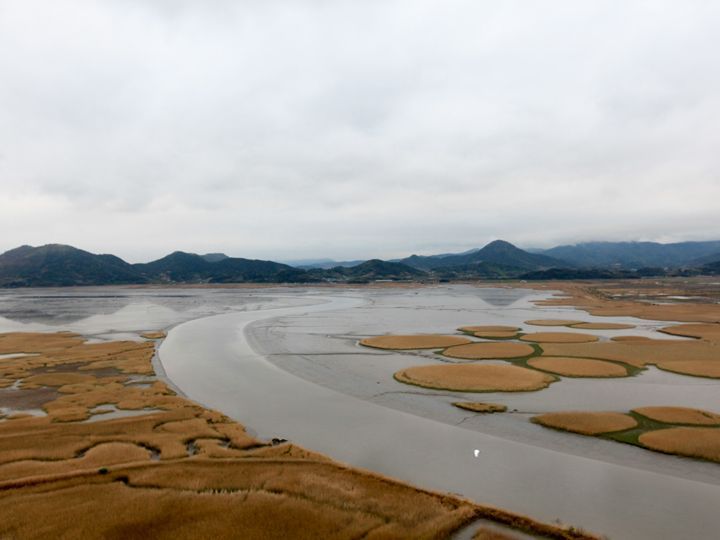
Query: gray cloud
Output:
[[1, 1, 719, 262]]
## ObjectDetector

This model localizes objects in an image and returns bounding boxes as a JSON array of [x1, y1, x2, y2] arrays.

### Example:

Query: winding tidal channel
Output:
[[159, 291, 720, 540]]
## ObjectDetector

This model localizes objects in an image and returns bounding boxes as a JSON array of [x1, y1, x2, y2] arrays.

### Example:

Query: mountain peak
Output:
[[481, 240, 519, 252]]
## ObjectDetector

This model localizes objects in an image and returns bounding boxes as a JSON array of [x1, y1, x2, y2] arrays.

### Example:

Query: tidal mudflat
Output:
[[0, 287, 590, 540], [2, 284, 720, 539], [238, 284, 720, 540]]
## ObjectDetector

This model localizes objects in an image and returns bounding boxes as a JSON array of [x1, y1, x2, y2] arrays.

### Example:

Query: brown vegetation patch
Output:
[[459, 326, 520, 333], [527, 282, 720, 323], [0, 333, 156, 386], [395, 364, 555, 392], [473, 527, 519, 540], [525, 319, 585, 327], [639, 427, 720, 462], [570, 322, 635, 330], [0, 442, 152, 480], [528, 357, 628, 378], [633, 407, 720, 426], [141, 331, 167, 340], [453, 402, 507, 413], [360, 335, 473, 350], [610, 336, 652, 342], [532, 412, 637, 435], [520, 332, 599, 344], [474, 331, 519, 339], [0, 460, 477, 540], [441, 342, 535, 360], [656, 360, 720, 378], [538, 339, 719, 370], [0, 332, 84, 354], [660, 323, 720, 341]]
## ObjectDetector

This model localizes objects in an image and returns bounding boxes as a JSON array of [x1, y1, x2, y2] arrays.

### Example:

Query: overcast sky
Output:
[[1, 1, 719, 263]]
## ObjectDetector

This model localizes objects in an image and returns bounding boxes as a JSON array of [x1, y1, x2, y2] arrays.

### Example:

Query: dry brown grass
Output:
[[569, 322, 635, 330], [656, 360, 720, 378], [525, 319, 585, 327], [141, 331, 167, 340], [360, 335, 473, 350], [395, 364, 556, 392], [660, 323, 720, 341], [639, 427, 720, 462], [532, 412, 637, 435], [528, 357, 628, 378], [538, 339, 720, 377], [520, 332, 599, 344], [441, 342, 535, 360], [0, 332, 84, 354], [633, 406, 720, 425], [0, 442, 152, 480], [474, 331, 519, 339], [0, 333, 156, 383], [528, 282, 720, 323], [453, 402, 507, 413], [610, 336, 652, 342], [459, 326, 520, 333], [473, 527, 519, 540], [0, 460, 476, 540]]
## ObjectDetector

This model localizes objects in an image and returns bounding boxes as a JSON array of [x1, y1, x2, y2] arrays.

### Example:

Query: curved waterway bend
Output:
[[160, 294, 719, 540]]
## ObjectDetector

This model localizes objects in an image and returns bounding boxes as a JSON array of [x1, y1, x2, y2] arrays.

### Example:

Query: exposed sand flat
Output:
[[520, 332, 599, 344], [639, 428, 720, 463], [524, 319, 585, 327], [528, 357, 628, 378], [441, 342, 535, 360], [660, 323, 720, 341], [395, 364, 556, 392], [360, 335, 472, 350], [570, 322, 636, 330], [633, 407, 720, 426], [532, 412, 637, 435], [453, 402, 507, 413]]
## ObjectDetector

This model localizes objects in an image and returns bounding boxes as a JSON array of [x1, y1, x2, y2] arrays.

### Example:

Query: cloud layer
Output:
[[1, 1, 719, 262]]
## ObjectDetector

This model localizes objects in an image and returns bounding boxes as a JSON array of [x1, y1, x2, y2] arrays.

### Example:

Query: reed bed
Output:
[[532, 412, 637, 435], [395, 364, 555, 392], [528, 357, 628, 378], [360, 335, 472, 350], [520, 333, 599, 344], [441, 342, 534, 360]]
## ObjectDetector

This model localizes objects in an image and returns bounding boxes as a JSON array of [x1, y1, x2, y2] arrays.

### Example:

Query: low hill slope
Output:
[[400, 240, 567, 275], [0, 245, 144, 287]]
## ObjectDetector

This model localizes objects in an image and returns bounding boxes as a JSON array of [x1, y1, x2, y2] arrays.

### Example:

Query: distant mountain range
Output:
[[1, 239, 719, 287], [532, 240, 720, 269]]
